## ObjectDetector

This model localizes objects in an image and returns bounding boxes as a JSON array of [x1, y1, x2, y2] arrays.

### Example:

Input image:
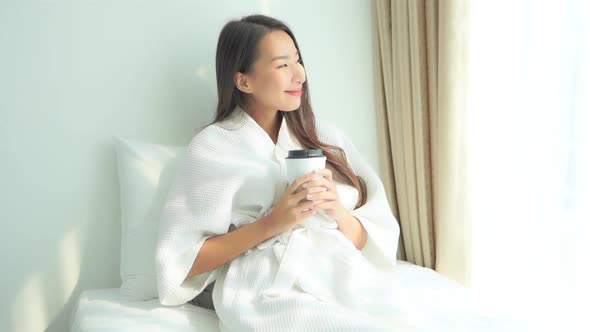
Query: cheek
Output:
[[269, 71, 290, 88], [252, 71, 293, 104], [257, 73, 289, 101]]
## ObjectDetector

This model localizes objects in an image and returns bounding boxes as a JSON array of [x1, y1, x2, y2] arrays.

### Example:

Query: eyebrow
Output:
[[270, 52, 300, 62]]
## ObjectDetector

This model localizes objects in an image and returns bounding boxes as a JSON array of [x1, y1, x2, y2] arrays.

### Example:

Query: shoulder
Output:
[[315, 121, 354, 151], [315, 121, 347, 146], [179, 124, 245, 178], [185, 123, 233, 158], [187, 110, 253, 155]]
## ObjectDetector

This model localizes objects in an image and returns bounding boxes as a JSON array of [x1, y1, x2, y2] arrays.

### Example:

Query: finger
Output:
[[313, 168, 333, 182], [299, 206, 318, 219], [294, 186, 328, 202], [302, 178, 331, 190], [297, 199, 320, 210], [312, 200, 336, 210], [304, 191, 337, 202], [288, 173, 319, 194]]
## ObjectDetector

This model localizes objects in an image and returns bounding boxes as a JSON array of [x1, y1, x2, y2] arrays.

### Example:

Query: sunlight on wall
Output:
[[260, 0, 271, 15], [60, 228, 81, 304], [10, 226, 82, 332], [195, 64, 208, 80], [11, 273, 48, 332], [194, 63, 217, 101]]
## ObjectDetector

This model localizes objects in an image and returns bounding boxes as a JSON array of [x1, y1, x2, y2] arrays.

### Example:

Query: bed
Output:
[[69, 260, 533, 332], [69, 138, 532, 331]]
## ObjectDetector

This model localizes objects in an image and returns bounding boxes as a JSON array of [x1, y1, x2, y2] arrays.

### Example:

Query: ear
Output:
[[234, 72, 253, 94]]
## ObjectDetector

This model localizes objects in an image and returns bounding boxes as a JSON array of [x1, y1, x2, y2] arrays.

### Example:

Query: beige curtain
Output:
[[372, 0, 471, 285]]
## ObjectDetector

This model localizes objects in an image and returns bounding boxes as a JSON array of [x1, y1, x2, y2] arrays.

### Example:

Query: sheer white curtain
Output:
[[466, 0, 589, 331]]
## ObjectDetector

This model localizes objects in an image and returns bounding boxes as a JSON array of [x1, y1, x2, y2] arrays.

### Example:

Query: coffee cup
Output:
[[285, 149, 326, 185]]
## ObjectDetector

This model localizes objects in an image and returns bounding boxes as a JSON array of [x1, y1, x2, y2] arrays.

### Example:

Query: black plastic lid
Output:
[[286, 149, 325, 159]]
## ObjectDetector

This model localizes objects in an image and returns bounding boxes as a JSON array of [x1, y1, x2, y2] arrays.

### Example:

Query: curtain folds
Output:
[[372, 0, 470, 284]]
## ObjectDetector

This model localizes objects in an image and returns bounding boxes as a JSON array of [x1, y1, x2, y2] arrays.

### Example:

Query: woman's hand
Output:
[[262, 172, 328, 235], [302, 168, 349, 221]]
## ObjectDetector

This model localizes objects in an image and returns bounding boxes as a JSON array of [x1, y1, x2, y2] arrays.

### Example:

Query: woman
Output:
[[155, 14, 521, 332]]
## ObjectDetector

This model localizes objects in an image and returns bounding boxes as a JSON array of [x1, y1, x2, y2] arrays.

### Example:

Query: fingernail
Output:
[[302, 183, 307, 188], [306, 194, 312, 199]]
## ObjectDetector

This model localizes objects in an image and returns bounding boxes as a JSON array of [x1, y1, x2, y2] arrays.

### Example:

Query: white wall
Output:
[[0, 1, 378, 331]]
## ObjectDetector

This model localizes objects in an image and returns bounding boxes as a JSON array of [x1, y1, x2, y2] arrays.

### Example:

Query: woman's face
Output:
[[238, 30, 307, 113]]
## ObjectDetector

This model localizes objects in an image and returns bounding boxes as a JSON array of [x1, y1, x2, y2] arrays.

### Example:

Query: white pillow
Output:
[[114, 136, 186, 301]]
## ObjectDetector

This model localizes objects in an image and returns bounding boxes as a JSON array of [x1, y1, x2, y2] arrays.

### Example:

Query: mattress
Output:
[[70, 288, 220, 332], [70, 261, 532, 332]]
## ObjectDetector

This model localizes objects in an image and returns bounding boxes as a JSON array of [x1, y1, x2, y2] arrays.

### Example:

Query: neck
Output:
[[243, 105, 282, 144]]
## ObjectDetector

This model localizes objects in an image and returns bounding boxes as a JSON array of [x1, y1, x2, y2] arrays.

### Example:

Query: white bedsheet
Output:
[[70, 261, 532, 332], [70, 288, 220, 332]]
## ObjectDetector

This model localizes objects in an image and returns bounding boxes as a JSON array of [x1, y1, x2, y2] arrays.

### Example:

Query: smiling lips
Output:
[[286, 89, 303, 96]]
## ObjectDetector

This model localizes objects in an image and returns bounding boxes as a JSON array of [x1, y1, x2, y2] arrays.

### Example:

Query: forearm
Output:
[[185, 216, 277, 280], [336, 212, 368, 250]]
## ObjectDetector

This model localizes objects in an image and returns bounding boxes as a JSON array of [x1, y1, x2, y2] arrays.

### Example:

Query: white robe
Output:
[[155, 108, 529, 331]]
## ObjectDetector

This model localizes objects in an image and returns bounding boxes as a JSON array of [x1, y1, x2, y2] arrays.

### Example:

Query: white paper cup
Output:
[[285, 149, 326, 185], [285, 149, 330, 217]]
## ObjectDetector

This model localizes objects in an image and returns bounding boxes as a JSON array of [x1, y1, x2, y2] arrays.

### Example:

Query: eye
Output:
[[278, 58, 302, 69]]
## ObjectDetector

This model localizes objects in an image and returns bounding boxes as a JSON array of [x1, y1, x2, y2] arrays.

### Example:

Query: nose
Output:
[[294, 65, 306, 85]]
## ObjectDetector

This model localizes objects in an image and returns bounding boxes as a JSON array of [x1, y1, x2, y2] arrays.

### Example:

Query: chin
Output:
[[282, 102, 302, 112]]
